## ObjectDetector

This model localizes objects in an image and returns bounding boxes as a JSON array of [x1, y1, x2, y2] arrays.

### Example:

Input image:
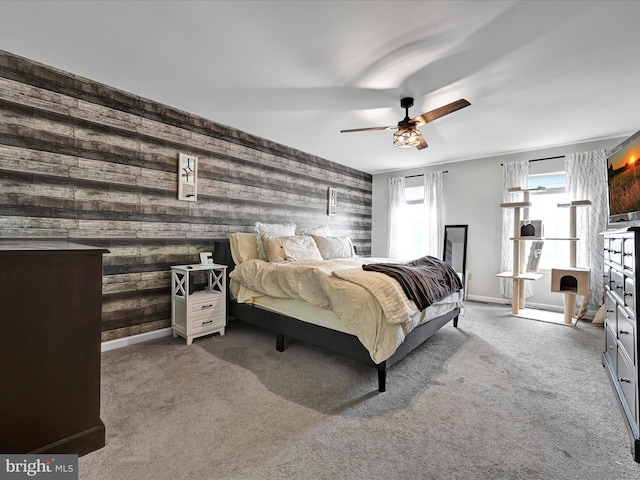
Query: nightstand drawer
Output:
[[618, 348, 637, 424], [191, 313, 225, 332], [190, 295, 224, 316]]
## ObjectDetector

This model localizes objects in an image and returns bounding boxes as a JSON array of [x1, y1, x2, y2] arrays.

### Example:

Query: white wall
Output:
[[372, 136, 625, 309]]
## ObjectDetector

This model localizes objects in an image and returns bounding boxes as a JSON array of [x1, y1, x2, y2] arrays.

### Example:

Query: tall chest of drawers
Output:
[[603, 227, 640, 462], [0, 241, 107, 455]]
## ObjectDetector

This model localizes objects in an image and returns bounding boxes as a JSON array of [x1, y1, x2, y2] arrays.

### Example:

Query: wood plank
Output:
[[0, 49, 372, 341]]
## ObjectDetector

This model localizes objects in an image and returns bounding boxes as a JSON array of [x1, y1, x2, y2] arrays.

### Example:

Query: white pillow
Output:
[[311, 235, 354, 260], [281, 235, 323, 262], [300, 224, 333, 237], [229, 232, 260, 265], [255, 222, 296, 261], [262, 235, 323, 262]]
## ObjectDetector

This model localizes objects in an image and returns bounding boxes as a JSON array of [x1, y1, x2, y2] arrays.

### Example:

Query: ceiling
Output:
[[1, 1, 639, 174]]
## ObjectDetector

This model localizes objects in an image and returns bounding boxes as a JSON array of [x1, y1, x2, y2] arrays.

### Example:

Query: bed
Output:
[[212, 228, 462, 392]]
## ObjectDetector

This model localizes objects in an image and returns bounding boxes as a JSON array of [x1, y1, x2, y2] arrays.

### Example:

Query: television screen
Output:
[[607, 129, 640, 223]]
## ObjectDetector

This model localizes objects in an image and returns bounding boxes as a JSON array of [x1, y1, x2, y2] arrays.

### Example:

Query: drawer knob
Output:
[[615, 285, 624, 290], [202, 320, 213, 325], [624, 292, 633, 297], [606, 309, 615, 313], [624, 252, 633, 257], [620, 330, 630, 335], [619, 377, 632, 384], [200, 304, 214, 309]]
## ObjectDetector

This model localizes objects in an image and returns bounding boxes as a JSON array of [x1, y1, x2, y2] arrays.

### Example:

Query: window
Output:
[[527, 171, 569, 270], [404, 183, 426, 258]]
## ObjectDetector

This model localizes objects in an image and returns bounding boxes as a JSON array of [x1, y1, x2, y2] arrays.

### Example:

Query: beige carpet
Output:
[[79, 302, 640, 479]]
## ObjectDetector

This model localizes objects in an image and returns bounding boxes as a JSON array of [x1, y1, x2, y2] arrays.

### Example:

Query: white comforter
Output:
[[229, 258, 462, 363]]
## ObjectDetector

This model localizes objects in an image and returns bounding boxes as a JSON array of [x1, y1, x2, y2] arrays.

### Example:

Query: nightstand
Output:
[[171, 263, 227, 345]]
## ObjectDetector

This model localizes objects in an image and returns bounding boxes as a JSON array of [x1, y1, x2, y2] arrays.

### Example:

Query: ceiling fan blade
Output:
[[340, 125, 397, 133], [411, 99, 470, 126], [416, 134, 428, 150]]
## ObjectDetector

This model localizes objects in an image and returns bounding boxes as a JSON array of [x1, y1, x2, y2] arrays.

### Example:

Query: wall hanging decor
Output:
[[328, 187, 337, 216], [178, 153, 198, 201]]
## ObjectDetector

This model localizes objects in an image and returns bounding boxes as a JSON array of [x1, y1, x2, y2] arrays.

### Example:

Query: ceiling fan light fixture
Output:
[[393, 128, 422, 148], [340, 97, 469, 152]]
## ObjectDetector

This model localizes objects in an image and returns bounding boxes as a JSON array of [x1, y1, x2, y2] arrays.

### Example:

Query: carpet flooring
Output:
[[79, 301, 640, 479]]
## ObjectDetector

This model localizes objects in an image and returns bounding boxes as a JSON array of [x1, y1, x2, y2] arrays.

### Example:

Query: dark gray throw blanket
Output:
[[362, 256, 462, 311]]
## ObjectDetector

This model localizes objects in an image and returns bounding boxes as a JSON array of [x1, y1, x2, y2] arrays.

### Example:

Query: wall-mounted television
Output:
[[607, 129, 640, 225]]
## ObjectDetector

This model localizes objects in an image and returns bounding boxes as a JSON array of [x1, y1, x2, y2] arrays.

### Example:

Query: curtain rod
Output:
[[529, 155, 564, 163], [501, 155, 564, 166], [405, 171, 448, 178]]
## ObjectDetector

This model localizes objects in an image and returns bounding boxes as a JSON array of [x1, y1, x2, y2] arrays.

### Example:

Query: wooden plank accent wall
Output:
[[0, 50, 372, 342]]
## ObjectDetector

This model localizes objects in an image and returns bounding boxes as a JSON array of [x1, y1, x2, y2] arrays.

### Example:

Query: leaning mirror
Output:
[[443, 225, 468, 287]]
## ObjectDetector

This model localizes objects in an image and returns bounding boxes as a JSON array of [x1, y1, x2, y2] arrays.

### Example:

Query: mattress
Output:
[[249, 292, 463, 337], [249, 296, 353, 334]]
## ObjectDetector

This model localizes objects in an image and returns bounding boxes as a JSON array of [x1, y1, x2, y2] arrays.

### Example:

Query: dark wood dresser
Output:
[[0, 241, 108, 456], [603, 227, 640, 462]]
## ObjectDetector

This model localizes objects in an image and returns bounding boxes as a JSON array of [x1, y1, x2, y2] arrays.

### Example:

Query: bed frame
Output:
[[213, 239, 460, 392]]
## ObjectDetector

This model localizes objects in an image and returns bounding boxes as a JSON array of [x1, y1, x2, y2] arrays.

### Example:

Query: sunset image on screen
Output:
[[608, 136, 640, 216]]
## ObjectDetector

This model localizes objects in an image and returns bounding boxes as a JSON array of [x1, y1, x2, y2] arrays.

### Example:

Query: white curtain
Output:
[[387, 176, 406, 259], [565, 150, 607, 305], [423, 171, 444, 258], [500, 161, 532, 298]]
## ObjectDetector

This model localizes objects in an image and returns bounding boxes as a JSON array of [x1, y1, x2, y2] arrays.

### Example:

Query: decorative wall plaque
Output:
[[178, 153, 198, 202]]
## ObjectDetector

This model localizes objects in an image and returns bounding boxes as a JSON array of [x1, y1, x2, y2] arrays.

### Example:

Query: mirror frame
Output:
[[443, 224, 468, 286]]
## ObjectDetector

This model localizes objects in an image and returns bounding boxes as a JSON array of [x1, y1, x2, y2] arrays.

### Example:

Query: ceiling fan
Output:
[[340, 97, 470, 150]]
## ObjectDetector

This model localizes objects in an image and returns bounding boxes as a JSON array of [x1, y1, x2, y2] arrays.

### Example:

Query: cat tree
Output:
[[497, 187, 591, 324]]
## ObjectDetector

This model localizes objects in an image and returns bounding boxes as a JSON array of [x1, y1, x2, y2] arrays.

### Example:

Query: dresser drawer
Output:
[[625, 276, 636, 310], [604, 264, 612, 289], [604, 237, 613, 258], [624, 237, 635, 270], [605, 321, 618, 372], [611, 269, 625, 299], [617, 305, 636, 366], [605, 293, 617, 330], [609, 238, 623, 265], [618, 348, 638, 424]]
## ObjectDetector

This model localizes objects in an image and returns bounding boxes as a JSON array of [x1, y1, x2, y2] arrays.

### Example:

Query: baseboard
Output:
[[465, 294, 505, 305], [465, 295, 598, 319], [101, 328, 173, 352]]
